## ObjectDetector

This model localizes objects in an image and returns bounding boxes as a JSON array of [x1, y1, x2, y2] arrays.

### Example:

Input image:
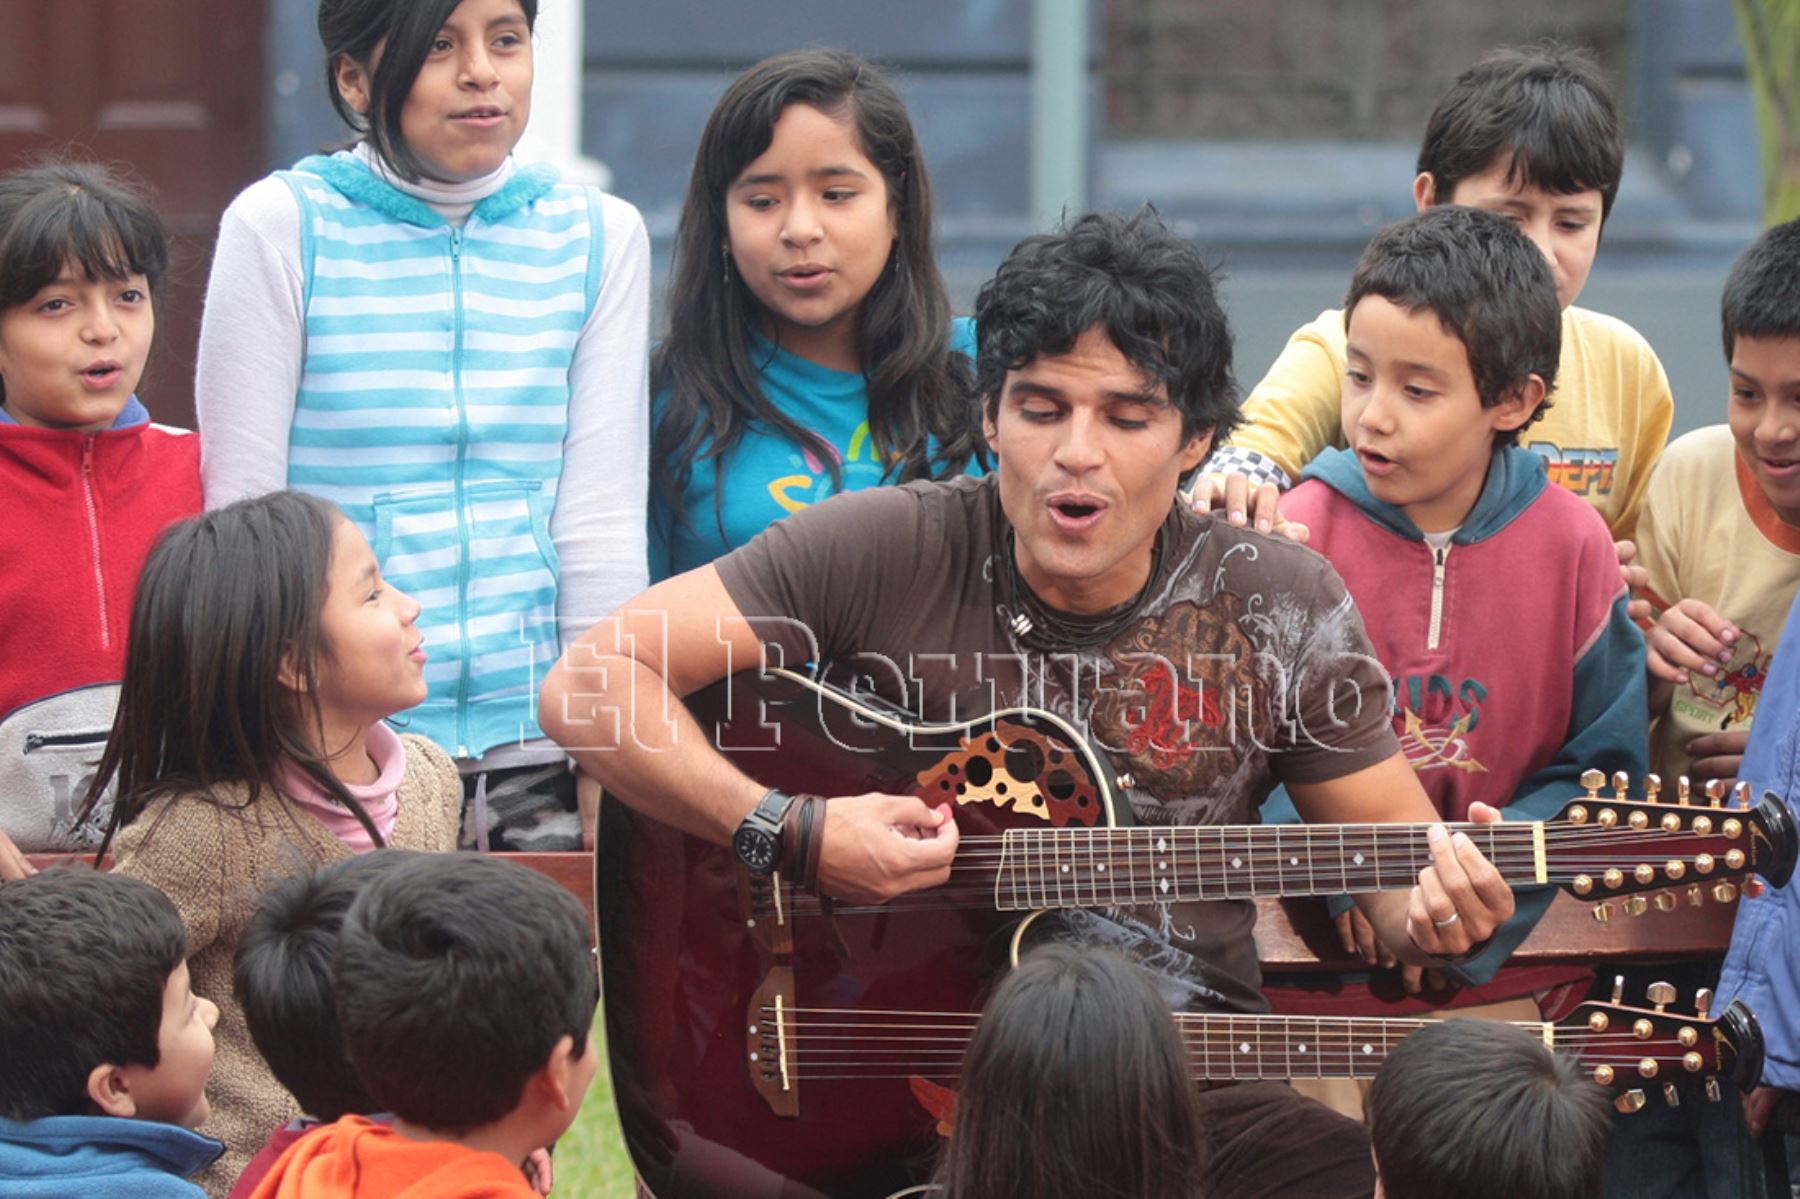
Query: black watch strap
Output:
[[733, 789, 796, 876]]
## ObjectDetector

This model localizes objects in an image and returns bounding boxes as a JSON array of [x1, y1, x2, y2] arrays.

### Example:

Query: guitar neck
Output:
[[986, 822, 1544, 910]]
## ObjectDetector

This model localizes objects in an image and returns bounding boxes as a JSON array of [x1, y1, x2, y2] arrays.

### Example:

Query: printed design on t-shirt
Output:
[[1527, 441, 1618, 497], [1087, 597, 1262, 802], [1675, 630, 1770, 731], [766, 421, 889, 513], [1392, 672, 1488, 774]]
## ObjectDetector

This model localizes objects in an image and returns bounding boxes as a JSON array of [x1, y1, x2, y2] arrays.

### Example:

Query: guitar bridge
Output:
[[747, 966, 799, 1117]]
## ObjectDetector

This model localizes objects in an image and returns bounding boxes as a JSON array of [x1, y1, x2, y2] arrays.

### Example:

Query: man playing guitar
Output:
[[543, 210, 1516, 1199]]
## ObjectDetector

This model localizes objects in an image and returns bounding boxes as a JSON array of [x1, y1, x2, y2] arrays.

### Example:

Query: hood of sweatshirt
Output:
[[0, 1114, 222, 1193], [251, 1115, 535, 1199], [1300, 442, 1550, 545]]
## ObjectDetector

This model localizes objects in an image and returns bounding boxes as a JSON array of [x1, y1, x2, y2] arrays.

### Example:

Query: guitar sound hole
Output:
[[1006, 740, 1046, 782], [1045, 770, 1076, 800], [965, 756, 994, 787]]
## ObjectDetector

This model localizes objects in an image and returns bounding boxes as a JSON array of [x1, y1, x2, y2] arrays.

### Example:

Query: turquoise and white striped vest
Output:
[[279, 153, 604, 758]]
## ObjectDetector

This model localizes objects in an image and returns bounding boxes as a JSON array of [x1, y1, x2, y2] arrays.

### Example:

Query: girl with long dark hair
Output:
[[80, 491, 464, 1191], [650, 48, 984, 577]]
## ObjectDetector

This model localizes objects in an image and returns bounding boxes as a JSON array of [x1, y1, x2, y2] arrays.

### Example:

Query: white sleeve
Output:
[[194, 177, 306, 508], [552, 192, 652, 642]]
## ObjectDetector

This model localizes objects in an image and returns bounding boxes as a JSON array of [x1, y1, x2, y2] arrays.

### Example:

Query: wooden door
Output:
[[0, 0, 266, 429]]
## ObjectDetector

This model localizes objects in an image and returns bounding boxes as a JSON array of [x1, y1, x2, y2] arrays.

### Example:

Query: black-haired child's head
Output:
[[319, 0, 538, 184], [1369, 1019, 1611, 1199], [1414, 42, 1620, 310], [1721, 219, 1800, 527], [234, 850, 425, 1122], [931, 943, 1206, 1199], [335, 852, 599, 1138], [0, 161, 167, 427], [83, 490, 426, 853], [0, 867, 217, 1125], [1341, 206, 1561, 532]]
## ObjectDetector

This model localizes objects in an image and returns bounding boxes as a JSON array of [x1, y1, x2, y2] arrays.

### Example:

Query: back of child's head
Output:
[[1418, 42, 1623, 222], [234, 850, 425, 1122], [0, 161, 168, 407], [334, 851, 598, 1134], [317, 0, 539, 182], [1346, 205, 1562, 443], [931, 943, 1205, 1199], [82, 489, 371, 851], [1369, 1019, 1611, 1199], [1722, 218, 1800, 360], [0, 867, 186, 1120], [653, 47, 973, 506]]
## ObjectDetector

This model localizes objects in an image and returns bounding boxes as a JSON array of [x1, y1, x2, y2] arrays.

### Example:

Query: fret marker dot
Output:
[[1159, 878, 1170, 895], [1299, 1044, 1308, 1052], [1157, 838, 1168, 852], [1362, 1044, 1374, 1055], [749, 1051, 760, 1062], [1289, 856, 1300, 866], [1061, 865, 1071, 873], [1239, 1043, 1251, 1054], [1231, 857, 1243, 869], [1353, 853, 1365, 866], [1097, 863, 1106, 872]]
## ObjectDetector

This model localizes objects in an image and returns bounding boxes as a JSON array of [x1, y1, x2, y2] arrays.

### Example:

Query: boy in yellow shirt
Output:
[[1640, 219, 1800, 790], [1204, 42, 1673, 547]]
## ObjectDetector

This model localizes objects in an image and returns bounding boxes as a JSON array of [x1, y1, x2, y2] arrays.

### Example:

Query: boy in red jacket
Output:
[[0, 163, 201, 870]]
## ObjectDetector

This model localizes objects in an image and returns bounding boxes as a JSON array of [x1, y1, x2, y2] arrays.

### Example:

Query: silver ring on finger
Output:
[[1432, 912, 1461, 930]]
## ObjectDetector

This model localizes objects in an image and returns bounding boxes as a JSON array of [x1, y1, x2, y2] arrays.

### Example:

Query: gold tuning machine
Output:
[[1664, 1082, 1680, 1107], [1645, 774, 1662, 803], [1623, 896, 1650, 917], [1734, 781, 1752, 809], [1582, 768, 1605, 799], [1613, 772, 1631, 802], [1654, 891, 1678, 913], [1706, 1078, 1722, 1102], [1687, 884, 1706, 907], [1678, 776, 1693, 806], [1713, 882, 1738, 904], [1746, 877, 1768, 900], [1616, 1089, 1648, 1114], [1611, 974, 1625, 1005], [1646, 981, 1677, 1012], [1696, 988, 1714, 1020], [1593, 902, 1615, 923], [1705, 780, 1726, 808]]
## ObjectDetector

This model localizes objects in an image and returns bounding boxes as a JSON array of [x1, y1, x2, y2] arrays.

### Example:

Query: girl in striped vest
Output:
[[195, 0, 651, 854], [649, 49, 987, 580]]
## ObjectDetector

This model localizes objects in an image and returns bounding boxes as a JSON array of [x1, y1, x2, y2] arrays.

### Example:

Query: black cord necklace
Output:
[[998, 529, 1165, 653]]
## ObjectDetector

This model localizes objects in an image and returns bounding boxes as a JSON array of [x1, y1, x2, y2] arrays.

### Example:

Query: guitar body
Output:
[[598, 668, 1125, 1199]]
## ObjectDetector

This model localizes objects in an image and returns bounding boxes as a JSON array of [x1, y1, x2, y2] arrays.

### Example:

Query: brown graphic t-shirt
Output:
[[715, 473, 1398, 1012]]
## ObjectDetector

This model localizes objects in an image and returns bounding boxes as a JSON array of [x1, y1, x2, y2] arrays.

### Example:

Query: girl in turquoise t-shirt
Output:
[[649, 48, 985, 579]]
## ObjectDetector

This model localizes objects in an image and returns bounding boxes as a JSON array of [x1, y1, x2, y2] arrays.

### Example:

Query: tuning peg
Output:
[[1613, 772, 1631, 801], [1705, 780, 1726, 808], [1646, 774, 1663, 803], [1678, 776, 1693, 806], [1611, 974, 1625, 1005], [1623, 896, 1650, 917], [1734, 781, 1752, 809], [1706, 1078, 1722, 1102], [1687, 884, 1706, 907], [1664, 1082, 1680, 1107], [1654, 891, 1678, 913], [1746, 878, 1768, 900], [1646, 981, 1677, 1011], [1696, 988, 1713, 1020], [1713, 882, 1738, 904], [1582, 768, 1605, 799], [1593, 902, 1615, 923], [1616, 1089, 1648, 1114]]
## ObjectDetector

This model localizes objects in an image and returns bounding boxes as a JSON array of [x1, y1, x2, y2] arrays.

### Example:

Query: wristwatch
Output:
[[733, 789, 797, 876]]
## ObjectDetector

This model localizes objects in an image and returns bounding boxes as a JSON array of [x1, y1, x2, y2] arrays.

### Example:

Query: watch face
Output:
[[734, 825, 779, 874]]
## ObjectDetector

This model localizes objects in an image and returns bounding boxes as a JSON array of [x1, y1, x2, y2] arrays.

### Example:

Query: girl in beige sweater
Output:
[[81, 491, 463, 1195]]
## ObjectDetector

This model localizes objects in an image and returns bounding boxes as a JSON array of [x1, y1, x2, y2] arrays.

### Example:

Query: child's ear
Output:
[[1491, 375, 1547, 434], [277, 646, 308, 695], [534, 1034, 586, 1112], [333, 55, 374, 117], [86, 1062, 138, 1119], [1412, 171, 1439, 212]]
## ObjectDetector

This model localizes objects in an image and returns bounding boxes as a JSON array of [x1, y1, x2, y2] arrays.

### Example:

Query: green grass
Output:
[[557, 1013, 637, 1196]]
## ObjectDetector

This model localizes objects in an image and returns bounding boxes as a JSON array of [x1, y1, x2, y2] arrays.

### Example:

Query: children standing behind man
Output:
[[1202, 43, 1672, 553], [1280, 205, 1647, 1004], [1639, 219, 1800, 790], [248, 852, 598, 1198], [0, 163, 201, 870], [0, 868, 223, 1197]]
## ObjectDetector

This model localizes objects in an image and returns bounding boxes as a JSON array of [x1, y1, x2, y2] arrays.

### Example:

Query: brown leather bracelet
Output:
[[780, 795, 808, 881], [801, 797, 827, 895]]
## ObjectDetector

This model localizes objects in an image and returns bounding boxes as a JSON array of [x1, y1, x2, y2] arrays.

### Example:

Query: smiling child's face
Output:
[[113, 961, 219, 1128]]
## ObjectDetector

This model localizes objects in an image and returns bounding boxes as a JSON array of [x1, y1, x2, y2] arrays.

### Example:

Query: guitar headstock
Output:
[[1548, 771, 1797, 919], [1557, 976, 1763, 1113]]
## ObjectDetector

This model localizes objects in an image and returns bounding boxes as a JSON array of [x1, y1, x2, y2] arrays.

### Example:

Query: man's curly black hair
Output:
[[973, 209, 1240, 443]]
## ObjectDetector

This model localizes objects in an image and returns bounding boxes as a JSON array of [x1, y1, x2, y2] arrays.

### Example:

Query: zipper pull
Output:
[[449, 228, 462, 259], [82, 435, 95, 474]]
